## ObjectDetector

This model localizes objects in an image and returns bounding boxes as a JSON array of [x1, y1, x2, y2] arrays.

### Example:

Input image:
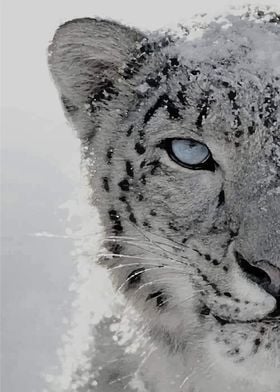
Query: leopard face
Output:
[[49, 9, 280, 389]]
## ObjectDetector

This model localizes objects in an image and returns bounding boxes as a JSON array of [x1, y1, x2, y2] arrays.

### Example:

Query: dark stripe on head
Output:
[[144, 94, 181, 124]]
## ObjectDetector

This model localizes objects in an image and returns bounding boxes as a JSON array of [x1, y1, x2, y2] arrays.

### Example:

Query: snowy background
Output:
[[1, 1, 276, 391]]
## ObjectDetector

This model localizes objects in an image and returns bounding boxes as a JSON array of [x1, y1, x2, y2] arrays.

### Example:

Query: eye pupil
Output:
[[170, 138, 210, 167]]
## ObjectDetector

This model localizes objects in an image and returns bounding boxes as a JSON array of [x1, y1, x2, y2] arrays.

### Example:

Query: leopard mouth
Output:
[[204, 301, 280, 326]]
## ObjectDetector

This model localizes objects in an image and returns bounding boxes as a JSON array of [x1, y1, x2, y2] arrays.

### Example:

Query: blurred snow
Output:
[[1, 107, 80, 392], [1, 1, 277, 392]]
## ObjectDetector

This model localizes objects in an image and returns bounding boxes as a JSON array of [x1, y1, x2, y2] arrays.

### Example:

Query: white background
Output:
[[1, 1, 275, 391]]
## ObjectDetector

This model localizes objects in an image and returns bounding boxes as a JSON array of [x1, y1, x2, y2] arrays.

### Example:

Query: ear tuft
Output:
[[48, 18, 145, 108]]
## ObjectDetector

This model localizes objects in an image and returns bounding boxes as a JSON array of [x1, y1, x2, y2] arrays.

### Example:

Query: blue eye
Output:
[[171, 139, 209, 165], [160, 138, 215, 171]]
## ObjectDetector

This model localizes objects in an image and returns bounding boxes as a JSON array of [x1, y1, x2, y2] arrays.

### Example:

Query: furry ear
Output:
[[48, 18, 145, 113]]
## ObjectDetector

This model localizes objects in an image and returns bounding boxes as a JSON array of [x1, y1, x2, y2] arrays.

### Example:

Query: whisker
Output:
[[107, 262, 168, 271], [108, 373, 133, 385], [99, 246, 192, 269], [108, 219, 199, 269], [159, 292, 197, 310], [103, 237, 192, 261], [115, 266, 164, 294], [98, 253, 164, 262], [122, 346, 158, 390]]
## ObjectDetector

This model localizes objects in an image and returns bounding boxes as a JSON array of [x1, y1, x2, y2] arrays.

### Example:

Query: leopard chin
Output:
[[48, 6, 280, 392]]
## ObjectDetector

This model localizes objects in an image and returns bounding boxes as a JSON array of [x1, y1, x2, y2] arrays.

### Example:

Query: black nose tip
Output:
[[235, 252, 280, 298]]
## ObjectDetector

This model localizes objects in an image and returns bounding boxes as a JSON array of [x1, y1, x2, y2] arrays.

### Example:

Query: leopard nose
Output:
[[235, 252, 280, 298]]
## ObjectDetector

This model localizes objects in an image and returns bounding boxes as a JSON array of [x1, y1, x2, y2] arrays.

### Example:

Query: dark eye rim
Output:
[[158, 138, 217, 172]]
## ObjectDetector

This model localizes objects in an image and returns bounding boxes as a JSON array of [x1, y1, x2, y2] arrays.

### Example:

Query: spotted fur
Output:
[[49, 8, 280, 392]]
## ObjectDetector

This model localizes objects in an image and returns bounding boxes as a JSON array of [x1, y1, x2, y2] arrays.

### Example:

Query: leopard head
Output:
[[49, 10, 280, 389]]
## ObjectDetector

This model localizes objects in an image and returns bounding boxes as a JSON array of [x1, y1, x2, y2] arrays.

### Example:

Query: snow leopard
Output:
[[48, 8, 280, 392]]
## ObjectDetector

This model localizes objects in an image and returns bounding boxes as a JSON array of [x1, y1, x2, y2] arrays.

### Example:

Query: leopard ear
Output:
[[48, 18, 145, 116]]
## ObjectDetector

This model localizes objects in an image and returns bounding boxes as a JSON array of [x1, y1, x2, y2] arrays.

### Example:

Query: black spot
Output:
[[143, 221, 151, 228], [254, 338, 261, 346], [204, 254, 211, 261], [140, 175, 146, 185], [119, 195, 126, 203], [122, 41, 153, 80], [200, 305, 210, 316], [147, 160, 161, 175], [138, 193, 144, 201], [162, 63, 170, 76], [228, 90, 237, 101], [253, 338, 261, 354], [118, 179, 130, 192], [224, 292, 232, 298], [126, 161, 134, 177], [146, 76, 161, 88], [146, 291, 166, 307], [107, 243, 122, 255], [165, 98, 181, 119], [235, 130, 243, 138], [91, 79, 119, 103], [212, 259, 220, 266], [169, 222, 179, 232], [103, 177, 110, 192], [135, 142, 146, 155], [150, 210, 157, 216], [210, 283, 218, 291], [107, 147, 114, 164], [177, 90, 186, 106], [126, 125, 134, 137], [223, 266, 229, 272], [61, 95, 78, 114], [108, 209, 118, 219], [108, 209, 123, 234], [170, 57, 179, 66], [261, 84, 278, 128], [196, 93, 212, 129], [129, 212, 137, 224], [127, 268, 144, 286], [260, 327, 266, 335], [233, 116, 242, 129], [269, 14, 280, 24], [248, 122, 256, 135], [217, 190, 225, 207], [140, 160, 146, 168]]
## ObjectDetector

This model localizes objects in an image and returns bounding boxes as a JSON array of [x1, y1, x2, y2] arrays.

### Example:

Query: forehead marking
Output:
[[143, 94, 181, 125]]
